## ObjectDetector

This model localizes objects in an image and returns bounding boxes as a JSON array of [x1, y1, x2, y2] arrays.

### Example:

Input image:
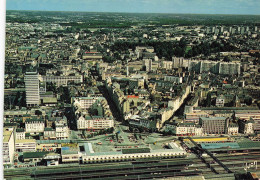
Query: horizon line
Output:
[[6, 9, 260, 16]]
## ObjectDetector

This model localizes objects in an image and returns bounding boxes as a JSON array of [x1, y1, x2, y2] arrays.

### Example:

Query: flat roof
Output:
[[42, 97, 57, 103], [205, 141, 260, 152], [16, 139, 36, 143], [200, 117, 226, 121], [23, 152, 49, 159], [201, 142, 240, 149], [122, 148, 150, 154], [184, 137, 228, 142], [61, 143, 79, 154], [84, 143, 94, 155], [238, 141, 260, 149], [195, 107, 259, 111]]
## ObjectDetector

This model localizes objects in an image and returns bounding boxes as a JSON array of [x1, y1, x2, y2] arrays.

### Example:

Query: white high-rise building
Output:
[[25, 72, 40, 107], [3, 128, 15, 165]]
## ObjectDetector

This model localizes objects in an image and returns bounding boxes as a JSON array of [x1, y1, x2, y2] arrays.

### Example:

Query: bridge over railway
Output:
[[180, 136, 233, 174]]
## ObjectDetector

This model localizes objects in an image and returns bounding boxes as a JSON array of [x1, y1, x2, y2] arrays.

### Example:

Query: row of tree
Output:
[[110, 39, 237, 61]]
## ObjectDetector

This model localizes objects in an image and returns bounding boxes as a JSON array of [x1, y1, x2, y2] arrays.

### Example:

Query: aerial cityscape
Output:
[[3, 6, 260, 180]]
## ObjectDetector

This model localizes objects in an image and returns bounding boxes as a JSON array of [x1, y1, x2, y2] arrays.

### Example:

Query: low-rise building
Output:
[[16, 128, 25, 140], [227, 124, 239, 135], [235, 110, 260, 131], [82, 52, 103, 60], [174, 123, 203, 136], [15, 139, 36, 152], [23, 152, 49, 163], [44, 128, 56, 139], [129, 115, 158, 131], [55, 119, 69, 140], [77, 116, 114, 130], [61, 143, 79, 163], [72, 97, 106, 109], [25, 117, 45, 133], [164, 76, 183, 84], [238, 119, 255, 134], [216, 95, 225, 107]]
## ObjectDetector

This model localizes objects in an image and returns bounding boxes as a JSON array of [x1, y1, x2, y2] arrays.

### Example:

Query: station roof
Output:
[[238, 141, 260, 149], [201, 142, 240, 149], [122, 148, 150, 154], [205, 141, 260, 152]]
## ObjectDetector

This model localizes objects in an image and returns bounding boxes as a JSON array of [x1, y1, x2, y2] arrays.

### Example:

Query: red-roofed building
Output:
[[127, 95, 139, 99]]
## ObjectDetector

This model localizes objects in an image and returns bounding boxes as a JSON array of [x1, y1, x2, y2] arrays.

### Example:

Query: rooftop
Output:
[[16, 139, 36, 143], [3, 128, 13, 143], [200, 117, 226, 121], [201, 142, 240, 149], [61, 143, 79, 154], [23, 152, 49, 159]]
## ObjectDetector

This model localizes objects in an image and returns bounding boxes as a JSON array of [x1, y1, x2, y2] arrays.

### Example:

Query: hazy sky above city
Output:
[[6, 0, 260, 15]]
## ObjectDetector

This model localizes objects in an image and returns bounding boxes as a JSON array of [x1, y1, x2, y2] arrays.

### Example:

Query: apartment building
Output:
[[200, 117, 228, 135], [25, 118, 45, 133], [77, 116, 114, 130], [3, 128, 15, 165], [15, 139, 36, 152], [43, 75, 83, 86], [16, 128, 25, 140]]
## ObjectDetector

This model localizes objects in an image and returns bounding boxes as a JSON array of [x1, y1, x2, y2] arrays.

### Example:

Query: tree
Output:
[[108, 127, 114, 133], [114, 52, 121, 60], [103, 56, 116, 63], [179, 38, 187, 49], [35, 110, 42, 116], [46, 82, 57, 94], [206, 92, 212, 107], [185, 49, 193, 58], [71, 59, 76, 64], [223, 56, 231, 62]]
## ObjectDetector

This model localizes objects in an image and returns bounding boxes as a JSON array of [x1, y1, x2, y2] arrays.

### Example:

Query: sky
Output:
[[6, 0, 260, 15]]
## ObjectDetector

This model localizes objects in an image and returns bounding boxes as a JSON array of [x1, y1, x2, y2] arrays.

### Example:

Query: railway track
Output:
[[5, 151, 260, 179], [4, 158, 195, 180]]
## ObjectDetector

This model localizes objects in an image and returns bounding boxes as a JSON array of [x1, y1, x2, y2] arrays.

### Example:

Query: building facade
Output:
[[3, 128, 15, 165], [15, 128, 25, 140], [77, 116, 114, 130], [200, 117, 228, 135], [15, 139, 36, 152], [25, 72, 40, 107], [25, 118, 45, 133], [43, 75, 83, 86]]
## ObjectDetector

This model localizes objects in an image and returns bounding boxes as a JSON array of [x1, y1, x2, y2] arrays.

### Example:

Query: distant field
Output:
[[6, 10, 260, 27]]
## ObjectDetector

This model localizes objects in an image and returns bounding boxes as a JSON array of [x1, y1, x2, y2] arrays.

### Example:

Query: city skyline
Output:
[[3, 7, 260, 179], [6, 0, 260, 15]]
